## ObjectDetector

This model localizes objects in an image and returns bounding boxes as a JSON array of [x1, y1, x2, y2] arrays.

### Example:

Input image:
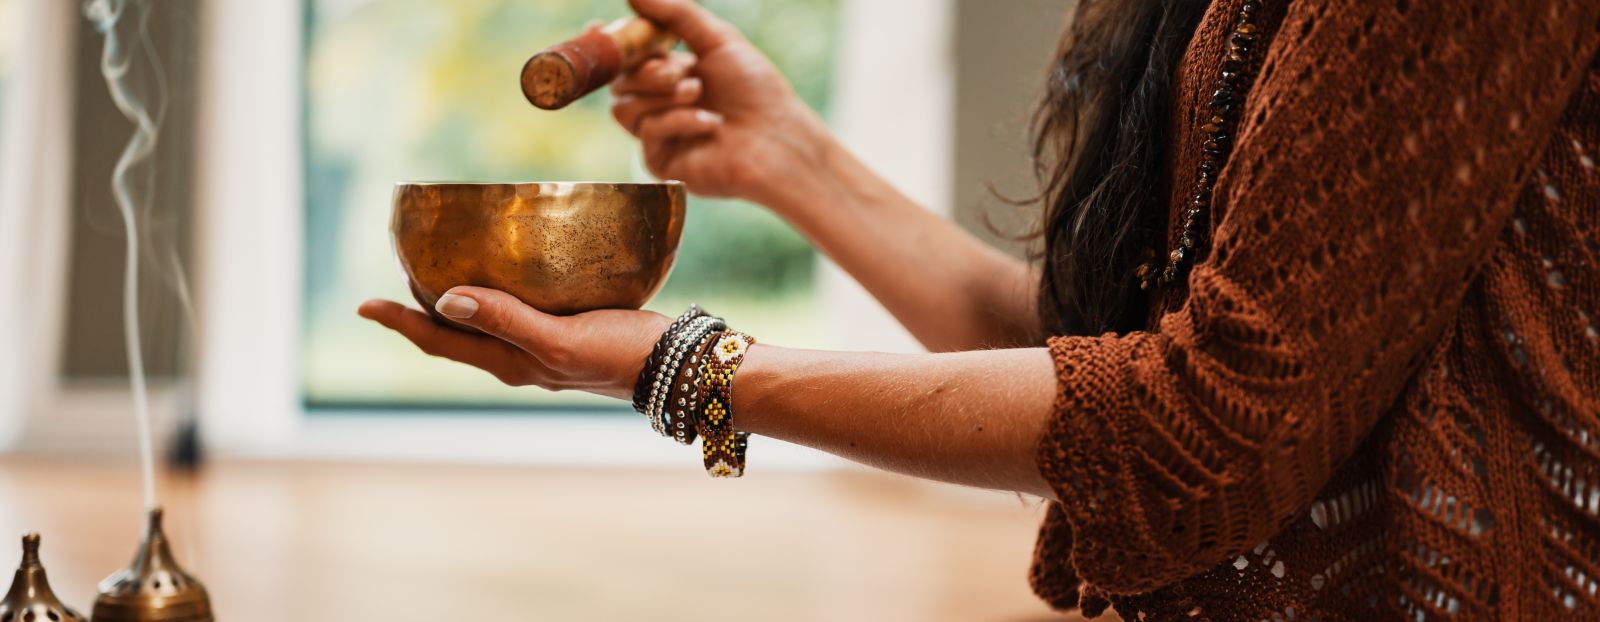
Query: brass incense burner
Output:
[[392, 182, 687, 324], [1, 533, 87, 622], [92, 509, 213, 622]]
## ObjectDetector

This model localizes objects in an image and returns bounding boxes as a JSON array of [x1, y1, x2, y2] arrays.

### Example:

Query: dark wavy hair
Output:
[[1033, 0, 1212, 336]]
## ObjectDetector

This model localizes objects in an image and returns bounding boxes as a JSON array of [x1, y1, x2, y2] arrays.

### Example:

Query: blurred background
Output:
[[0, 0, 1089, 619]]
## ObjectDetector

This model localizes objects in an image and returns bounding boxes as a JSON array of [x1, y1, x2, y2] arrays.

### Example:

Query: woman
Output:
[[360, 0, 1600, 618]]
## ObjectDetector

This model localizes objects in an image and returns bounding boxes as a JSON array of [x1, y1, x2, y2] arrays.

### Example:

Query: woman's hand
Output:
[[615, 0, 1037, 352], [357, 287, 671, 401], [613, 0, 832, 208]]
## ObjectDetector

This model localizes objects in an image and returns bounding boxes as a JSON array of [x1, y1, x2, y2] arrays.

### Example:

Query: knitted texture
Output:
[[1030, 0, 1600, 620]]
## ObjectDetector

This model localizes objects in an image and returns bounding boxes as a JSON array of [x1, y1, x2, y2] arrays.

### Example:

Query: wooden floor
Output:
[[0, 458, 1094, 621]]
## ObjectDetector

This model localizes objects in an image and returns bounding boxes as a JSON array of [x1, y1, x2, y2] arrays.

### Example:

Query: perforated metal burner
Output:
[[0, 533, 86, 622], [92, 508, 212, 622]]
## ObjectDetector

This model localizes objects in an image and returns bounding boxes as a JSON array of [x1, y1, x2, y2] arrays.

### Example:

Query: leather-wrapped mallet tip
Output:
[[522, 52, 580, 110]]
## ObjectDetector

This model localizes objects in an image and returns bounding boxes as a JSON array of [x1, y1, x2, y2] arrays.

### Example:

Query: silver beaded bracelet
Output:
[[633, 306, 706, 416], [658, 323, 725, 444], [646, 315, 724, 435], [647, 317, 722, 435]]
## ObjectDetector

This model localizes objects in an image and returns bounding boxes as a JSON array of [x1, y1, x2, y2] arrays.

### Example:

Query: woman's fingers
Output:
[[611, 79, 702, 136], [431, 287, 567, 363], [637, 107, 723, 146], [357, 299, 545, 386], [637, 108, 724, 180], [612, 52, 697, 97], [628, 0, 740, 54]]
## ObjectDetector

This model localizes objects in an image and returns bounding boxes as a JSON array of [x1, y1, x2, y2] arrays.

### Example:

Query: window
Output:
[[302, 0, 840, 409]]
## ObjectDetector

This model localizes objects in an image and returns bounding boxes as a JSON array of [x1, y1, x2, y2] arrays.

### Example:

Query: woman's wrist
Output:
[[624, 304, 765, 477]]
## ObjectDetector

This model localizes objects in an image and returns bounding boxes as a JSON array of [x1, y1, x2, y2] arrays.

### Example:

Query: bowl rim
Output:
[[394, 180, 685, 188]]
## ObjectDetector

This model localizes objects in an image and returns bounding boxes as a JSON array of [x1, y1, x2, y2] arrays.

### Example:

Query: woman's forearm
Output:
[[731, 344, 1057, 499], [362, 278, 1057, 496], [761, 137, 1039, 352]]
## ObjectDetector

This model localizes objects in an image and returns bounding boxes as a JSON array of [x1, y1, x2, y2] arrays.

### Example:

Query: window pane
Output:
[[303, 0, 839, 409]]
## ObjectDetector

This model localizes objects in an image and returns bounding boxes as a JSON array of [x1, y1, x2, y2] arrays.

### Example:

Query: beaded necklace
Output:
[[1138, 0, 1264, 291]]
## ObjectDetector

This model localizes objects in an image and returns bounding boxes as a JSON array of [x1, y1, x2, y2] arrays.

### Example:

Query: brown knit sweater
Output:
[[1030, 0, 1600, 620]]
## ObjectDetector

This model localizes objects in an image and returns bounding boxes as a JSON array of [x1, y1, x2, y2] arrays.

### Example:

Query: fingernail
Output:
[[435, 294, 479, 319], [674, 78, 701, 103], [696, 109, 723, 124]]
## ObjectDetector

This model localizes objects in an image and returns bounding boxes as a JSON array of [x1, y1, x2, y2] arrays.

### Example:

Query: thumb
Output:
[[629, 0, 739, 54], [434, 287, 559, 355]]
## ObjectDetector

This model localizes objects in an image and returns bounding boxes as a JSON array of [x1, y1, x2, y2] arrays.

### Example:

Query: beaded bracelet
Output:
[[641, 314, 709, 430], [632, 305, 705, 414], [660, 344, 704, 446], [693, 330, 756, 478], [629, 306, 760, 476], [657, 314, 728, 431], [646, 315, 725, 436], [637, 311, 716, 430]]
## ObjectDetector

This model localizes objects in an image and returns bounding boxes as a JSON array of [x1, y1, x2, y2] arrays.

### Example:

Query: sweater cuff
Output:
[[1028, 503, 1081, 610], [1038, 335, 1183, 594]]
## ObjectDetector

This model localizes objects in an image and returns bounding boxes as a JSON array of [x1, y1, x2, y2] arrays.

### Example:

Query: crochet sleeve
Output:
[[1038, 0, 1600, 593]]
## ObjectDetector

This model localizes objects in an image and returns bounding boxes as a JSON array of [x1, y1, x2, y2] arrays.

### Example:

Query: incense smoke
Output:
[[85, 0, 167, 511]]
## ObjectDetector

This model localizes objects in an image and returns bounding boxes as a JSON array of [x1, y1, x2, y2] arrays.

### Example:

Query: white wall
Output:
[[0, 0, 81, 448], [952, 0, 1074, 257], [817, 0, 956, 355]]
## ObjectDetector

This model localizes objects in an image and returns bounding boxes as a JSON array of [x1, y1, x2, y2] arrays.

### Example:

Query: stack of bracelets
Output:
[[631, 306, 756, 478]]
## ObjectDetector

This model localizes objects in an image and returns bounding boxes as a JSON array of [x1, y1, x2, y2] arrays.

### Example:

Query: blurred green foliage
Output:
[[302, 0, 838, 407]]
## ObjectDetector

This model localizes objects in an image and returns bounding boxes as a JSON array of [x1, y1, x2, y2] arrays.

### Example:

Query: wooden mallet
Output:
[[521, 17, 679, 110]]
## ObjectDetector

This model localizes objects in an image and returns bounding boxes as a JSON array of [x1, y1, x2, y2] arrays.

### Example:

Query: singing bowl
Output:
[[392, 181, 686, 324]]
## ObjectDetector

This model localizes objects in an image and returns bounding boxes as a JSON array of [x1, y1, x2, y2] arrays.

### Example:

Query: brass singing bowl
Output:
[[392, 182, 686, 325]]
